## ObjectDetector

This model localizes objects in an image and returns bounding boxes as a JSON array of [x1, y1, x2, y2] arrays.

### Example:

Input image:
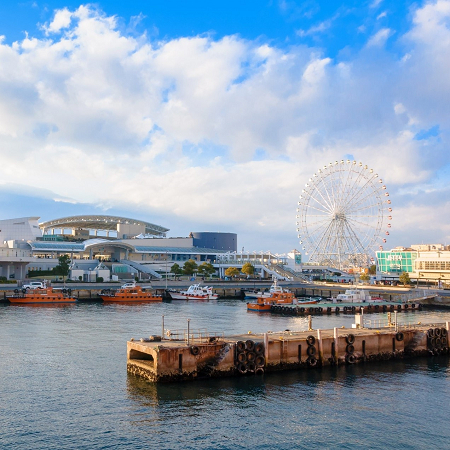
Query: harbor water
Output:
[[1, 298, 450, 449]]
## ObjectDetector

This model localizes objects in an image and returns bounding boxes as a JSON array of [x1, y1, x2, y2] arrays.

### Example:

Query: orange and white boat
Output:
[[247, 291, 318, 312], [99, 282, 162, 302], [8, 282, 77, 304], [247, 291, 297, 312]]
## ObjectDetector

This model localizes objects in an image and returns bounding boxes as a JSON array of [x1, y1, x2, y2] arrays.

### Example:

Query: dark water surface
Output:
[[1, 299, 450, 449]]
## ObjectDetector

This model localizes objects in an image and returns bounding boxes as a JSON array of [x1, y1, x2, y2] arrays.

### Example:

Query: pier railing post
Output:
[[334, 327, 339, 364], [162, 315, 165, 340], [187, 319, 190, 345]]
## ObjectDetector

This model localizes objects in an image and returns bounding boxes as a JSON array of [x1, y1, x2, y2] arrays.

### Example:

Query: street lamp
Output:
[[165, 252, 168, 290]]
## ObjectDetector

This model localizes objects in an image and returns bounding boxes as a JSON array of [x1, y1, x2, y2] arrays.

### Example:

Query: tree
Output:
[[54, 254, 71, 281], [225, 267, 240, 278], [241, 262, 255, 277], [197, 262, 216, 278], [359, 273, 370, 283], [170, 263, 183, 279], [368, 264, 377, 275], [183, 259, 198, 276], [399, 272, 411, 286]]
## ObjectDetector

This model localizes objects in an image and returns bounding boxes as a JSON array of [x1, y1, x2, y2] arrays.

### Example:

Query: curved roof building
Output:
[[39, 215, 169, 239]]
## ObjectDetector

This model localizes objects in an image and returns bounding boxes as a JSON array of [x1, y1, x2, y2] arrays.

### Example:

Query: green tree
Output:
[[225, 267, 240, 278], [368, 265, 377, 275], [54, 254, 71, 281], [183, 259, 198, 276], [399, 272, 411, 286], [359, 273, 370, 283], [170, 263, 183, 279], [241, 262, 255, 277], [197, 262, 216, 278]]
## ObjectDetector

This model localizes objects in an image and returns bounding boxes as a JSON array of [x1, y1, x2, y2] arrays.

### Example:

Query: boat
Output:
[[332, 289, 384, 303], [167, 284, 219, 300], [247, 290, 302, 312], [99, 282, 162, 302], [246, 297, 272, 312], [244, 278, 290, 299], [8, 281, 77, 304]]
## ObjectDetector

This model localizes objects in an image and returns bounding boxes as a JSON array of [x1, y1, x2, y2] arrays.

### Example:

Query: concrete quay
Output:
[[127, 322, 449, 383]]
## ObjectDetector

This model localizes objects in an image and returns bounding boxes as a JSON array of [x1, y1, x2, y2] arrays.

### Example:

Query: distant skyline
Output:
[[0, 1, 449, 255]]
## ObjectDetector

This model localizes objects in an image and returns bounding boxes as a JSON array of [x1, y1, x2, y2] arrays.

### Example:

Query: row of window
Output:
[[415, 261, 450, 270]]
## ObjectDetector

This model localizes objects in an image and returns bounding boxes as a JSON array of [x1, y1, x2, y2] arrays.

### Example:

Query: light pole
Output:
[[165, 252, 168, 290]]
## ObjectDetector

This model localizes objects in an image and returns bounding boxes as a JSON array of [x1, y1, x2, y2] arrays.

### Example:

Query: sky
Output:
[[0, 0, 449, 257]]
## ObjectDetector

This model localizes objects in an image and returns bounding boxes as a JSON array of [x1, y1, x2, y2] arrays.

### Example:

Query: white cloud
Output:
[[43, 8, 73, 34], [0, 3, 450, 252], [366, 28, 393, 47]]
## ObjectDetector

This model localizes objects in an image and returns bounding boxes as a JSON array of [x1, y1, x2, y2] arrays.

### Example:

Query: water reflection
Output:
[[127, 355, 450, 407]]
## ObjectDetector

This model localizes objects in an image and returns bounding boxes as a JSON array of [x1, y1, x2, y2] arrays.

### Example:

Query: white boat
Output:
[[333, 289, 384, 303], [168, 284, 219, 300], [244, 279, 290, 299]]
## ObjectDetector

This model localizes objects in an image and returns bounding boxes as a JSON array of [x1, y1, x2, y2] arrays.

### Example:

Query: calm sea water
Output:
[[1, 299, 450, 450]]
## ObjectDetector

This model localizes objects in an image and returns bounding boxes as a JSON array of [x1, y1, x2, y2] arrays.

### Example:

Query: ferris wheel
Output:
[[296, 160, 392, 270]]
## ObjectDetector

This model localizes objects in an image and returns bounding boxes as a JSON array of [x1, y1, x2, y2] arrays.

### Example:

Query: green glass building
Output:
[[376, 251, 417, 274]]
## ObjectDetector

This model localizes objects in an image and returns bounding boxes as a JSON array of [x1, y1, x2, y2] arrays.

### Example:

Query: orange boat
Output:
[[247, 291, 318, 312], [8, 283, 77, 304], [247, 291, 297, 312], [99, 282, 162, 302]]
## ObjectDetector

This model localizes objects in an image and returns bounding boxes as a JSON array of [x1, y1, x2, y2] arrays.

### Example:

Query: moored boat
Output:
[[333, 289, 384, 303], [247, 290, 300, 312], [8, 282, 77, 304], [100, 282, 162, 302], [167, 284, 218, 300], [246, 297, 272, 312]]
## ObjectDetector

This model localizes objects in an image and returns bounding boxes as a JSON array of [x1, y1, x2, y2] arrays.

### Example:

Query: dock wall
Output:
[[127, 325, 449, 382]]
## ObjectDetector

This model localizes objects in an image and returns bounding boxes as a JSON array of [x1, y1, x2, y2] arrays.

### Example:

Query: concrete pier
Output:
[[127, 323, 449, 382]]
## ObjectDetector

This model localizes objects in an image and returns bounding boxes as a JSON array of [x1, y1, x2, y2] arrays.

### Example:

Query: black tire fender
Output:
[[307, 356, 318, 367], [236, 341, 246, 353], [346, 334, 355, 345], [346, 344, 355, 354]]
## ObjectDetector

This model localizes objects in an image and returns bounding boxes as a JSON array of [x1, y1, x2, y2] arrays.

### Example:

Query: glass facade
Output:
[[376, 251, 417, 273]]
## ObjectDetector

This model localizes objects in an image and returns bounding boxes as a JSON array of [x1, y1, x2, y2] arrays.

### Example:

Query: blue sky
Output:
[[0, 0, 449, 256]]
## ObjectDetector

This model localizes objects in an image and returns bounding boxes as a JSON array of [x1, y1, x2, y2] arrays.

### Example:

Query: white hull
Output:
[[167, 284, 218, 300], [244, 291, 271, 299], [169, 293, 219, 300]]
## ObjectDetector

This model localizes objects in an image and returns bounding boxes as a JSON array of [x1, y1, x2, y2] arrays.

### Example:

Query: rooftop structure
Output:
[[0, 217, 42, 246], [39, 215, 169, 239]]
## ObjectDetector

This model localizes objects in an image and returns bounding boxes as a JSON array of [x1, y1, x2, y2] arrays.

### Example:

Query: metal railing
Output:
[[164, 328, 224, 344], [391, 289, 438, 303]]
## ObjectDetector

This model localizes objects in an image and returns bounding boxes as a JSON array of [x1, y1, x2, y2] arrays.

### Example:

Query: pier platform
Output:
[[127, 322, 449, 382]]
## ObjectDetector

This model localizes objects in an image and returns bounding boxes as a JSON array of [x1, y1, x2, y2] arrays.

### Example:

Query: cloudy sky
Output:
[[0, 0, 449, 256]]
